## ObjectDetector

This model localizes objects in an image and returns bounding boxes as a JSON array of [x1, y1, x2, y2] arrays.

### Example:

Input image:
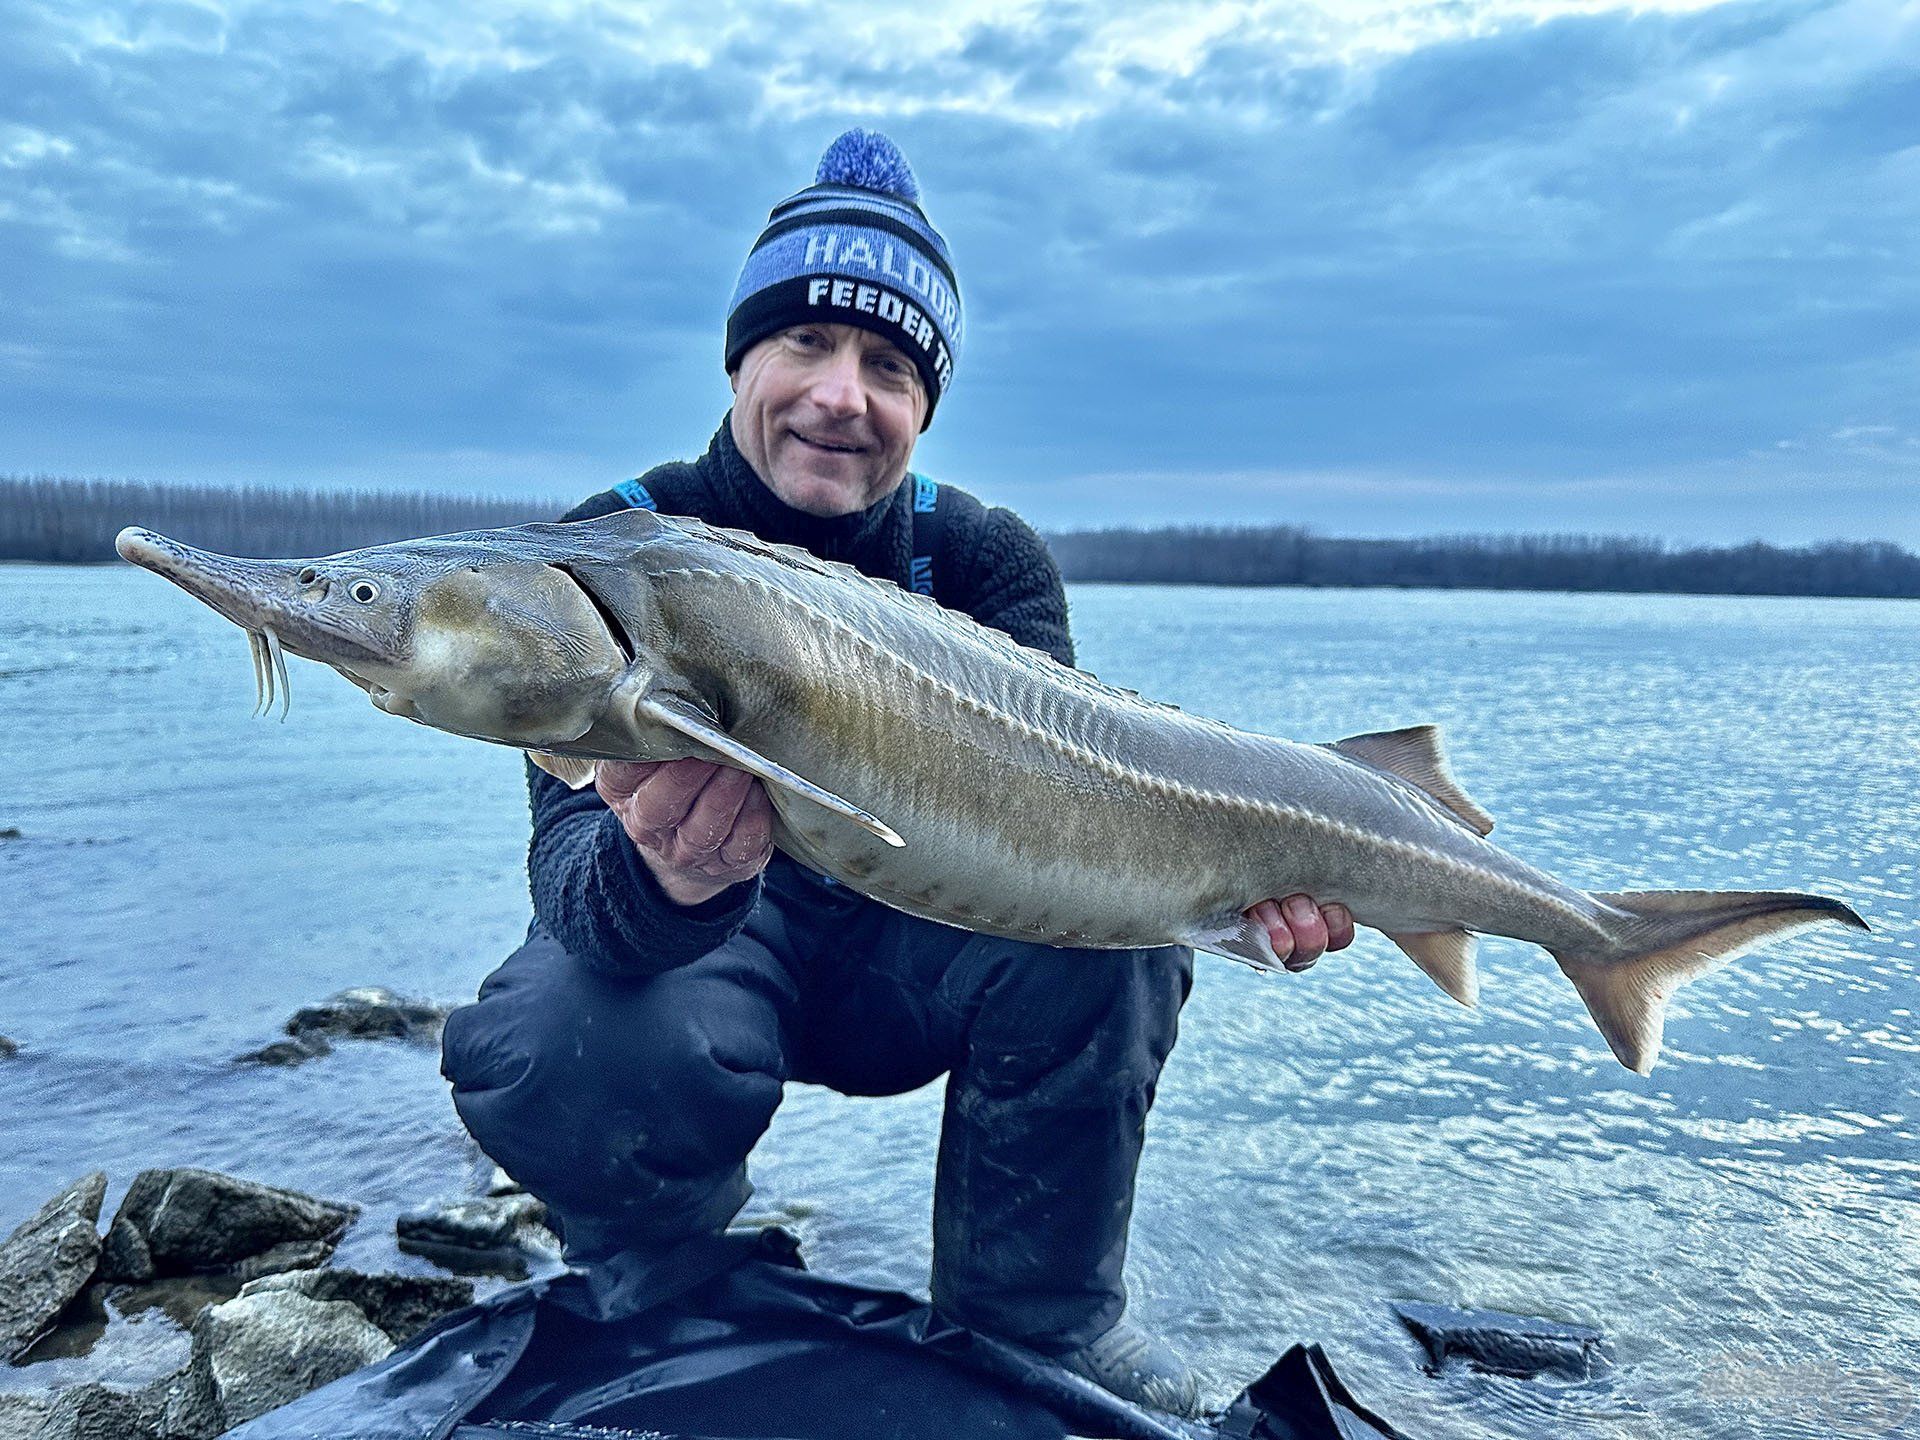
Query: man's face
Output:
[[729, 323, 927, 518]]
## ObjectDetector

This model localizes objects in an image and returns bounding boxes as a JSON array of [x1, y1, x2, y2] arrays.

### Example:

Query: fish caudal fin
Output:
[[1552, 890, 1867, 1075]]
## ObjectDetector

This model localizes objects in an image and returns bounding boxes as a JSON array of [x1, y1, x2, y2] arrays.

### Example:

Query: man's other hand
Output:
[[597, 758, 776, 908], [1243, 896, 1355, 973]]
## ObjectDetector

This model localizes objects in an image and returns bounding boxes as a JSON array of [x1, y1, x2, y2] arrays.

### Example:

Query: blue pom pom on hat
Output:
[[726, 129, 961, 427], [814, 128, 921, 202]]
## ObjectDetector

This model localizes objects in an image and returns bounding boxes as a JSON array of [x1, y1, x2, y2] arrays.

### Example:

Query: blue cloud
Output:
[[0, 0, 1913, 542]]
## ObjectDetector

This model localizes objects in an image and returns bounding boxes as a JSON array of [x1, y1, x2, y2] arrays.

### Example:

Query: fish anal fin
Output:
[[1387, 929, 1480, 1007], [633, 692, 905, 849], [526, 751, 599, 790], [1328, 725, 1495, 837]]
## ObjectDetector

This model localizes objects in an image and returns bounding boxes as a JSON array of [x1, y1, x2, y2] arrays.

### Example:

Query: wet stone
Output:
[[0, 1394, 53, 1440], [242, 1268, 475, 1345], [30, 1380, 165, 1440], [97, 1217, 155, 1285], [285, 986, 448, 1044], [1392, 1299, 1611, 1380], [232, 1032, 332, 1067], [397, 1194, 558, 1278], [107, 1169, 356, 1278], [161, 1289, 393, 1439], [0, 1173, 107, 1362]]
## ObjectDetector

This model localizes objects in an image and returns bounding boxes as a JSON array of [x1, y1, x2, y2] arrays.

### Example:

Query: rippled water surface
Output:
[[2, 565, 1915, 1437]]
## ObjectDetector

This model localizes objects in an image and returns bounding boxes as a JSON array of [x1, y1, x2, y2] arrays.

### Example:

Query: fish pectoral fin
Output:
[[1325, 725, 1495, 837], [526, 751, 600, 790], [633, 692, 905, 849], [1386, 929, 1480, 1007], [1187, 917, 1283, 973]]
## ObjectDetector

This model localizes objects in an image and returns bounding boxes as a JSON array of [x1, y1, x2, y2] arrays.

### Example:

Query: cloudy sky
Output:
[[3, 0, 1915, 542]]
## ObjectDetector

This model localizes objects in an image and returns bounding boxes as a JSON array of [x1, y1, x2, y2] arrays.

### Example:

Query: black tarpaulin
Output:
[[225, 1229, 1409, 1440]]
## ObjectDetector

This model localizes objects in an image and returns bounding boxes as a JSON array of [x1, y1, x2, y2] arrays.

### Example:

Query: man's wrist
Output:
[[653, 867, 734, 908]]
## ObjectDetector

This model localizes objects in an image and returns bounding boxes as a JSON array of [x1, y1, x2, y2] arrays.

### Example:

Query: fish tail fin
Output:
[[1551, 890, 1866, 1075]]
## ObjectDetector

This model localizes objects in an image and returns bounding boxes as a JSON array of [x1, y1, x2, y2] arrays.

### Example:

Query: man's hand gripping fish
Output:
[[116, 511, 1866, 1075]]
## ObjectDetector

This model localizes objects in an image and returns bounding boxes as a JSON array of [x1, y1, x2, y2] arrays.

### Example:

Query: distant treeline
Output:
[[1048, 525, 1920, 598], [0, 475, 549, 563], [6, 475, 1918, 598]]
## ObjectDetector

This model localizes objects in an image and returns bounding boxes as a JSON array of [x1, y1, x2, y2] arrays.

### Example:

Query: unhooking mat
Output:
[[224, 1228, 1409, 1440]]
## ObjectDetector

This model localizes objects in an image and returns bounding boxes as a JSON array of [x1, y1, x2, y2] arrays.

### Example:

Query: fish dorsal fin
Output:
[[526, 751, 599, 790], [1326, 725, 1495, 837], [1386, 929, 1480, 1007], [633, 691, 905, 849]]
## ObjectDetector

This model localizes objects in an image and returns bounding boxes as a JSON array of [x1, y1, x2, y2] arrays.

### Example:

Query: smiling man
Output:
[[441, 130, 1352, 1418]]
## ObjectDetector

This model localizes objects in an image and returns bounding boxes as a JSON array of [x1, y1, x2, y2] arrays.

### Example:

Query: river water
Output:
[[1, 564, 1914, 1437]]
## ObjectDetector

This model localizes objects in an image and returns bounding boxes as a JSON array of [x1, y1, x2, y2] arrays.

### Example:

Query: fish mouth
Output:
[[116, 527, 397, 719]]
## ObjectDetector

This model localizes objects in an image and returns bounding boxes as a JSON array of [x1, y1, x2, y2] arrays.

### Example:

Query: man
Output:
[[440, 130, 1353, 1418]]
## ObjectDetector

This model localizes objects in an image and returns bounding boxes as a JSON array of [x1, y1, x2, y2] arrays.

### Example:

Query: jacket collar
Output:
[[698, 414, 907, 563]]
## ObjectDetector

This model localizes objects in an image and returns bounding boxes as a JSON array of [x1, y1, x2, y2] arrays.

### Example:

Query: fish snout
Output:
[[115, 527, 310, 639]]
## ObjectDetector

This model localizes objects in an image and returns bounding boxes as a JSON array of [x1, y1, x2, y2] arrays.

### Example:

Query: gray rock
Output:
[[242, 1268, 474, 1345], [0, 1394, 53, 1440], [161, 1289, 393, 1439], [396, 1194, 558, 1277], [397, 1193, 548, 1251], [32, 1381, 164, 1440], [98, 1216, 156, 1285], [231, 1033, 332, 1067], [108, 1170, 356, 1278], [484, 1164, 524, 1197], [286, 987, 447, 1044], [224, 1238, 338, 1282], [0, 1173, 107, 1362], [0, 1036, 17, 1059], [1392, 1299, 1611, 1380]]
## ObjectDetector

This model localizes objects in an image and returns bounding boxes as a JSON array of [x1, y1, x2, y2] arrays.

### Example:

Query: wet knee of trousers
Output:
[[944, 939, 1194, 1102], [443, 941, 790, 1182]]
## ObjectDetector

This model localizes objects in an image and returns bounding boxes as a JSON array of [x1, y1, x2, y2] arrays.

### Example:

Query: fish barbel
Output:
[[116, 512, 1866, 1074]]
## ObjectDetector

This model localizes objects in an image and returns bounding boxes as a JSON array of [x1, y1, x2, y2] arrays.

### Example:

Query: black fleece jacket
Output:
[[526, 418, 1074, 979]]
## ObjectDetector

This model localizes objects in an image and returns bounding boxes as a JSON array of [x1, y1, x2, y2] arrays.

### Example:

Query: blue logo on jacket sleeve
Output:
[[614, 478, 658, 511]]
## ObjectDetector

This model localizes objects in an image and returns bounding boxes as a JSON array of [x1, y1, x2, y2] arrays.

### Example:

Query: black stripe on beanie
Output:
[[725, 276, 954, 429]]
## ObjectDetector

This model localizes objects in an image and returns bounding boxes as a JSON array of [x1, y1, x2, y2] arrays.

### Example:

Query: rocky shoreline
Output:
[[0, 988, 561, 1440], [0, 1162, 563, 1440]]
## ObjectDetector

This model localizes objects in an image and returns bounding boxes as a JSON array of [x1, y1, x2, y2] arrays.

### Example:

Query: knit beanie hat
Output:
[[725, 129, 962, 429]]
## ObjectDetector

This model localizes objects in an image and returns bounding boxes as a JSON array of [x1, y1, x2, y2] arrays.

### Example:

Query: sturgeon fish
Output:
[[116, 513, 1866, 1074]]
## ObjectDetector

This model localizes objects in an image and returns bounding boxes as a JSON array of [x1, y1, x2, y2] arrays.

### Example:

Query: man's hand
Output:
[[1243, 896, 1355, 973], [596, 758, 776, 908]]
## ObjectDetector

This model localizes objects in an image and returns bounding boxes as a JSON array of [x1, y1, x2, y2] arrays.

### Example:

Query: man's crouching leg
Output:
[[929, 937, 1194, 1366], [440, 922, 796, 1260]]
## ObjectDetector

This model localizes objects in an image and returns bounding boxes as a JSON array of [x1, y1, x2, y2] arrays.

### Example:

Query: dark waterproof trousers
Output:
[[441, 864, 1193, 1353]]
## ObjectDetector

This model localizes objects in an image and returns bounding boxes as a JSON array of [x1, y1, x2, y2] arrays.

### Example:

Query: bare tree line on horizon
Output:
[[0, 475, 549, 564], [1047, 524, 1920, 598], [5, 474, 1917, 599]]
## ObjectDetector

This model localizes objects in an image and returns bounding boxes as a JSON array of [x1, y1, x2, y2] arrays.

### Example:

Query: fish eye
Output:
[[349, 580, 380, 603]]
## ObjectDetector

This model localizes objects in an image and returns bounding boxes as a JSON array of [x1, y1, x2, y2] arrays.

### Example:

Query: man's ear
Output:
[[727, 366, 739, 396]]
